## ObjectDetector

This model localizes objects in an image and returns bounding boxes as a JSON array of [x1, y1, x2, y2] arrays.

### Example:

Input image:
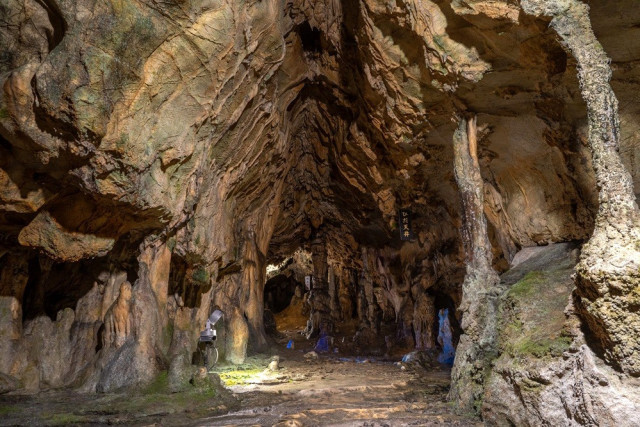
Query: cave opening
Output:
[[437, 308, 455, 365], [264, 273, 301, 314]]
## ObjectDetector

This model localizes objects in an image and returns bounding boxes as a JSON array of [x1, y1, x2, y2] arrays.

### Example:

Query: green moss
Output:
[[512, 335, 572, 358], [162, 321, 175, 348], [45, 413, 88, 425], [143, 371, 169, 394], [0, 405, 17, 416], [519, 377, 545, 392], [192, 268, 209, 284], [133, 15, 154, 39], [167, 236, 177, 252], [508, 271, 545, 299], [0, 107, 8, 119], [117, 133, 129, 149], [473, 398, 483, 413], [219, 368, 264, 386]]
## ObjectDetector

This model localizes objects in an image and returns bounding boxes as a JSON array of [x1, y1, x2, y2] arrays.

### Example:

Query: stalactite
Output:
[[448, 115, 501, 413]]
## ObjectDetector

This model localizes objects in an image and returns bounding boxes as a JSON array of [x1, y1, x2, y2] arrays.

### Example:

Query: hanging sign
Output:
[[399, 209, 413, 241]]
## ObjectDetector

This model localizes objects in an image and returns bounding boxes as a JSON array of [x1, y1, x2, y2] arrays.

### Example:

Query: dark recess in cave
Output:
[[264, 273, 301, 313], [22, 256, 98, 321], [433, 291, 461, 350], [295, 21, 323, 53], [169, 254, 212, 308]]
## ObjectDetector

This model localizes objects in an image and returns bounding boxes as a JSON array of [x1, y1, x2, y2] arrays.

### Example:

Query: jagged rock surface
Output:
[[0, 2, 638, 425], [484, 243, 640, 426]]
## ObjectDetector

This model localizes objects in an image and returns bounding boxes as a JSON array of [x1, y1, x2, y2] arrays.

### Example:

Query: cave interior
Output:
[[0, 0, 640, 424]]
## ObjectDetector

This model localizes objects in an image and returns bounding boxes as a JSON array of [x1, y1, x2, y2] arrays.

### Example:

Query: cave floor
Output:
[[202, 350, 481, 427], [0, 349, 480, 426]]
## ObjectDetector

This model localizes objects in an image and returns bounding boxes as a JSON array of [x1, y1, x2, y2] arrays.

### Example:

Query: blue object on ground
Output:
[[286, 339, 293, 349]]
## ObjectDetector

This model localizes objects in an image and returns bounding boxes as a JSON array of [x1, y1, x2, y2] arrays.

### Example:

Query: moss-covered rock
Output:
[[484, 242, 640, 425]]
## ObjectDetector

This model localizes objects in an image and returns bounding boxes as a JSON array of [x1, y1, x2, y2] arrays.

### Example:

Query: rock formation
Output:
[[518, 0, 640, 376], [449, 115, 501, 413], [0, 0, 639, 424]]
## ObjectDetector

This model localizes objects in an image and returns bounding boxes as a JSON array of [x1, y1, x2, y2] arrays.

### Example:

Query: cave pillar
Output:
[[521, 0, 640, 376], [307, 236, 332, 339], [413, 292, 436, 350], [328, 265, 340, 322], [212, 274, 246, 364], [130, 241, 171, 357], [449, 116, 501, 412], [361, 248, 379, 332], [338, 268, 354, 321], [226, 306, 249, 365], [241, 229, 268, 352], [95, 240, 172, 392], [137, 241, 172, 354]]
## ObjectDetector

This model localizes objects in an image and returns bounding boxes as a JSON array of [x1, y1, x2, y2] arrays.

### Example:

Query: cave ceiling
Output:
[[0, 0, 639, 280]]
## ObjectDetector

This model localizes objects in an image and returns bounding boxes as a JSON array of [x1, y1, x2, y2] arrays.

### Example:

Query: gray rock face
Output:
[[484, 243, 640, 425], [0, 372, 20, 394]]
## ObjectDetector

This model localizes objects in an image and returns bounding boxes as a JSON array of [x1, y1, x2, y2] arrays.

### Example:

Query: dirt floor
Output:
[[0, 326, 480, 426], [206, 352, 480, 426]]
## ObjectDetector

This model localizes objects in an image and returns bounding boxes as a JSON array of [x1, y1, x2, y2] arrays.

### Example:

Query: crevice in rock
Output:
[[34, 0, 67, 52]]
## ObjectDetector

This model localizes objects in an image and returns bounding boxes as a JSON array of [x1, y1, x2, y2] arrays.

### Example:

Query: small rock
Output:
[[304, 351, 318, 360], [190, 367, 224, 390], [275, 420, 303, 427], [268, 355, 280, 371], [195, 366, 208, 379]]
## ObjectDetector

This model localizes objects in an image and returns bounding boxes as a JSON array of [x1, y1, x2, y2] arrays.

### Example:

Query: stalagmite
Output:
[[449, 115, 501, 412], [520, 0, 640, 376]]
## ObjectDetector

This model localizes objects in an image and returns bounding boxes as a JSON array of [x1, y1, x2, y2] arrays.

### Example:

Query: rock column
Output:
[[521, 0, 640, 376], [307, 236, 332, 339], [449, 116, 501, 412], [241, 229, 268, 352]]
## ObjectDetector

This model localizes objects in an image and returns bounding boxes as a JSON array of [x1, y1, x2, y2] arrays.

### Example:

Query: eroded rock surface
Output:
[[0, 0, 639, 424], [484, 243, 640, 426]]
